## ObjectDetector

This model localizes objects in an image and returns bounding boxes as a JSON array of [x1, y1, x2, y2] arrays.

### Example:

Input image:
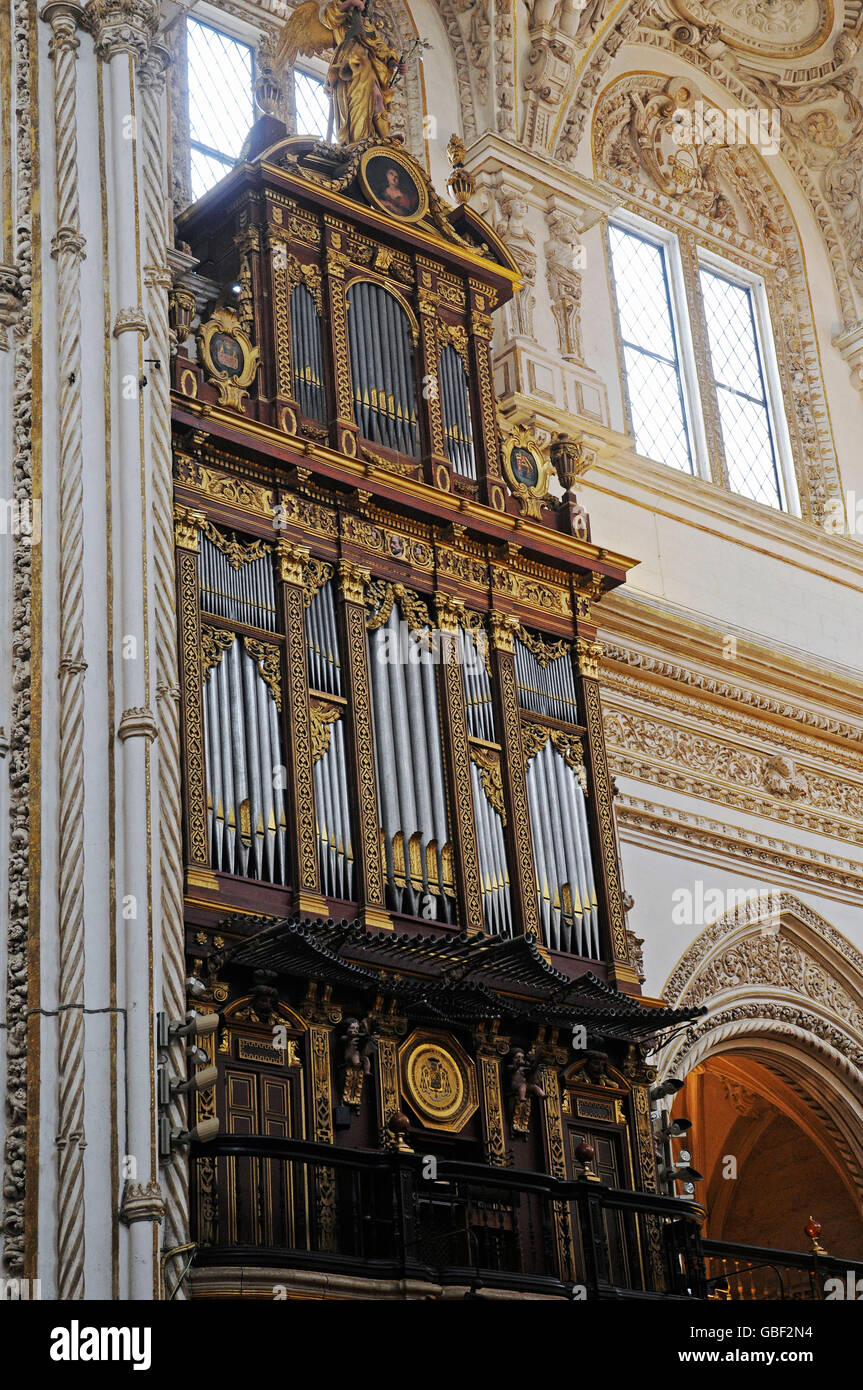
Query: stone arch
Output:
[[657, 893, 863, 1212]]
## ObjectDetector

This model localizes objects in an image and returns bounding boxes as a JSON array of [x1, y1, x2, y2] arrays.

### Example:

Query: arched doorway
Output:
[[658, 894, 863, 1263], [672, 1053, 863, 1258]]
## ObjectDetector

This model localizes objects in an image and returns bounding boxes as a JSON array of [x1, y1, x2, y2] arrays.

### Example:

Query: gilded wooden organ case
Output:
[[168, 131, 705, 1299]]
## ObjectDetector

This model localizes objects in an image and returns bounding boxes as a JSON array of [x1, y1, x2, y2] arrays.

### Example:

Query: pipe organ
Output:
[[305, 571, 355, 901], [167, 122, 689, 1304], [290, 284, 327, 425], [439, 343, 476, 478], [347, 281, 420, 458], [367, 590, 456, 923]]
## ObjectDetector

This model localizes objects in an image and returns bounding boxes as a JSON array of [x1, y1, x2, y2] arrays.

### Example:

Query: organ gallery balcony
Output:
[[189, 1135, 709, 1301]]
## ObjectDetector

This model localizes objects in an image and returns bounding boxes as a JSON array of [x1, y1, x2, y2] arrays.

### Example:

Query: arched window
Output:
[[181, 21, 330, 202], [290, 284, 327, 424], [439, 344, 476, 478], [608, 219, 794, 511], [347, 282, 419, 457]]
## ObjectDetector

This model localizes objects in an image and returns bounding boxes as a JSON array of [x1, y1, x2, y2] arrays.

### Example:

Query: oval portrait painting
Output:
[[360, 150, 428, 223]]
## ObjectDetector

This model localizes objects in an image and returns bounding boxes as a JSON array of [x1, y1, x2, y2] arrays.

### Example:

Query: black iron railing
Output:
[[191, 1136, 707, 1299], [703, 1238, 863, 1301]]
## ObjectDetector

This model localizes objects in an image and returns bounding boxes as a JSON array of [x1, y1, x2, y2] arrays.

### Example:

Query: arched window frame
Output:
[[592, 72, 843, 527], [607, 205, 800, 516]]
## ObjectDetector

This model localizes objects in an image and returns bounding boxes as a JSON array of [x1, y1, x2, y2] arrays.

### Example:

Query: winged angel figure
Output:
[[275, 0, 403, 145]]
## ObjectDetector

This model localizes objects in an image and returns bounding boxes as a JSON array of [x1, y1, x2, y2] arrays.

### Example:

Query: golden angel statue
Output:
[[275, 0, 404, 146]]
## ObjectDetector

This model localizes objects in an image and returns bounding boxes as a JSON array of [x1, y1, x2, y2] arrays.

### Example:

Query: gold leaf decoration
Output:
[[201, 517, 273, 571], [201, 625, 235, 675], [245, 638, 282, 710], [517, 625, 572, 668], [469, 745, 507, 823], [310, 697, 341, 763]]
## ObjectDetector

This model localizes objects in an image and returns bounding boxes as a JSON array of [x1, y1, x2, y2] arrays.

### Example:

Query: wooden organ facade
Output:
[[169, 132, 706, 1300]]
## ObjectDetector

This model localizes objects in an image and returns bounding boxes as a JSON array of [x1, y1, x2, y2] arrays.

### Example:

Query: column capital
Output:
[[276, 538, 311, 586], [173, 504, 206, 551], [489, 611, 520, 653], [84, 0, 160, 61], [42, 2, 86, 51], [137, 38, 170, 90], [337, 560, 370, 606], [575, 636, 603, 679]]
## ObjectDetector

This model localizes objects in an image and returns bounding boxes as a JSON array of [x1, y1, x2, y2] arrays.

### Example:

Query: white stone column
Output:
[[85, 0, 163, 1300], [138, 37, 190, 1291]]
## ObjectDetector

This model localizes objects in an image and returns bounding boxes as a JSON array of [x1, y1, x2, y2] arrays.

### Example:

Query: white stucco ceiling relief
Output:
[[674, 0, 833, 61]]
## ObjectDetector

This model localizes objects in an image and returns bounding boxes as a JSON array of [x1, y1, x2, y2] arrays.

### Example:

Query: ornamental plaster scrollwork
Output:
[[634, 15, 863, 335], [603, 705, 863, 843], [3, 0, 37, 1278]]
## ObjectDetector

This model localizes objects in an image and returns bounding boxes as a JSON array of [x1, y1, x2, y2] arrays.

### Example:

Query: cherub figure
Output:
[[507, 1046, 546, 1101], [342, 1016, 374, 1074], [581, 1049, 615, 1088], [275, 0, 402, 145]]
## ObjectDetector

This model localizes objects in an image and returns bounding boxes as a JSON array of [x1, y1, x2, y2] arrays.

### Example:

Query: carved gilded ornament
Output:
[[196, 305, 260, 412], [517, 626, 571, 668], [175, 455, 275, 518], [366, 580, 432, 635], [301, 557, 333, 607], [522, 724, 588, 792], [469, 745, 507, 822], [201, 519, 272, 571], [173, 504, 206, 552], [399, 1032, 478, 1132], [310, 698, 341, 763], [337, 560, 370, 607], [489, 611, 520, 654], [245, 639, 283, 711], [576, 636, 604, 679], [201, 625, 234, 676], [277, 538, 311, 587]]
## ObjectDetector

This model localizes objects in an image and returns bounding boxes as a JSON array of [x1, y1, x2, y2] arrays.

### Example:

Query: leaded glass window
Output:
[[187, 18, 255, 200], [609, 219, 794, 513], [608, 224, 694, 475], [294, 69, 330, 139], [699, 267, 784, 510]]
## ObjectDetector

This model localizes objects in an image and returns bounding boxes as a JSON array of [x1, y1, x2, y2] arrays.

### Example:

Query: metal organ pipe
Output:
[[304, 580, 353, 900], [199, 536, 277, 633], [440, 345, 476, 479], [524, 738, 599, 959], [201, 620, 288, 888], [368, 602, 454, 922], [290, 284, 326, 425], [348, 282, 419, 458], [514, 639, 578, 724]]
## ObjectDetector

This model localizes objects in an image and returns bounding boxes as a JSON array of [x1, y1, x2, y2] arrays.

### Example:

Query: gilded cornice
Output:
[[597, 593, 863, 753], [616, 793, 863, 905]]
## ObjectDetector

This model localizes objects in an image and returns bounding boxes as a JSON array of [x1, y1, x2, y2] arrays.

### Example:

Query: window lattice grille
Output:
[[699, 267, 784, 510], [609, 224, 694, 475], [294, 69, 330, 139], [187, 18, 254, 200]]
